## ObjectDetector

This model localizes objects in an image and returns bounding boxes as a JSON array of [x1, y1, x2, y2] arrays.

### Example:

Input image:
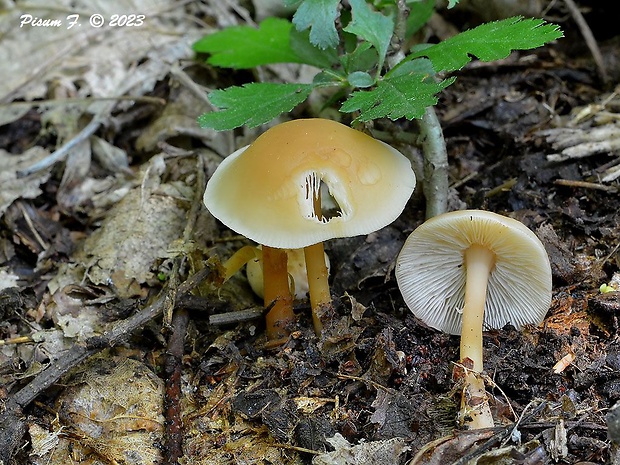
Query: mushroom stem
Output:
[[262, 246, 294, 342], [460, 243, 495, 429], [221, 245, 259, 282], [304, 242, 331, 334], [304, 178, 333, 335]]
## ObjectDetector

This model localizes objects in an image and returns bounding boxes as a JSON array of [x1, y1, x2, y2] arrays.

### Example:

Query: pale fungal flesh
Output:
[[203, 119, 416, 249]]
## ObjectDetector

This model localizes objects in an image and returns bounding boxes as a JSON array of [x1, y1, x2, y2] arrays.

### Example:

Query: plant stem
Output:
[[460, 244, 495, 429], [304, 242, 331, 334], [262, 245, 294, 342], [420, 106, 449, 219]]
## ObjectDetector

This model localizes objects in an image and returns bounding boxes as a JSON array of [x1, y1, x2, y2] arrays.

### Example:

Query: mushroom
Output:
[[395, 210, 552, 429], [204, 118, 415, 341], [246, 247, 331, 300]]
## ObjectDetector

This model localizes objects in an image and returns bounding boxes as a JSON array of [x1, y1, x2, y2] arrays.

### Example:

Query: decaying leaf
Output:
[[0, 147, 52, 215], [0, 267, 19, 291], [370, 390, 416, 439], [0, 0, 200, 118], [75, 186, 187, 297], [183, 374, 304, 465], [29, 356, 164, 465], [46, 286, 105, 341], [28, 423, 62, 458], [542, 418, 568, 462], [408, 430, 495, 465], [312, 433, 409, 465]]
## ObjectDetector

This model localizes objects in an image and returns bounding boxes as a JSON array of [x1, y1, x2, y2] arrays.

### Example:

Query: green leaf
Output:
[[341, 73, 454, 122], [406, 16, 563, 73], [313, 70, 345, 85], [347, 71, 375, 88], [198, 83, 315, 130], [292, 0, 340, 50], [343, 0, 394, 70], [289, 28, 340, 69], [193, 18, 302, 69], [406, 0, 435, 37], [340, 42, 377, 75], [387, 57, 435, 78]]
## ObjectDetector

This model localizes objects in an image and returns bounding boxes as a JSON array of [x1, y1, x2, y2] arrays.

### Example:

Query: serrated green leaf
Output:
[[292, 0, 340, 50], [388, 57, 435, 78], [406, 16, 563, 73], [198, 83, 315, 130], [341, 74, 454, 122], [344, 0, 394, 70], [193, 18, 302, 69]]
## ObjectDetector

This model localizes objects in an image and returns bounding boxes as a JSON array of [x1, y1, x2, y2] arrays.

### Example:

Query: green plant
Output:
[[193, 0, 562, 215]]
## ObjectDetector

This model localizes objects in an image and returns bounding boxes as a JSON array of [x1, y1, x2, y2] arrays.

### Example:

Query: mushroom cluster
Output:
[[246, 247, 330, 301], [204, 118, 416, 343], [396, 210, 552, 429]]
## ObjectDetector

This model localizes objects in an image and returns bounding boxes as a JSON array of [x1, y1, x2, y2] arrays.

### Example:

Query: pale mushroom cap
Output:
[[395, 210, 552, 335], [203, 119, 416, 249]]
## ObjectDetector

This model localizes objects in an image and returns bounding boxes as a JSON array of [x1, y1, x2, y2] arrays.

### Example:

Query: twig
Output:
[[452, 401, 548, 465], [0, 336, 33, 346], [554, 178, 619, 193], [0, 95, 166, 109], [563, 0, 609, 84], [163, 308, 190, 465], [334, 372, 395, 393], [451, 171, 479, 189], [162, 155, 208, 464], [209, 307, 264, 326], [269, 442, 321, 455], [501, 399, 538, 447], [170, 64, 214, 108], [16, 115, 106, 177], [16, 201, 50, 250]]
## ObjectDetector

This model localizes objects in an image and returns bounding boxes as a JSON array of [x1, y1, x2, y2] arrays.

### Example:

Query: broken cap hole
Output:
[[304, 172, 342, 223]]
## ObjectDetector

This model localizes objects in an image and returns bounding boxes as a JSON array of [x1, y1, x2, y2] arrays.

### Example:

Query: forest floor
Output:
[[1, 1, 620, 464]]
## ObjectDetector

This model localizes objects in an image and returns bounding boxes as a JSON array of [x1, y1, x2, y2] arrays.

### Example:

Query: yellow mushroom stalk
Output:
[[262, 246, 294, 342], [460, 244, 496, 428], [304, 242, 331, 334], [304, 170, 333, 334]]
